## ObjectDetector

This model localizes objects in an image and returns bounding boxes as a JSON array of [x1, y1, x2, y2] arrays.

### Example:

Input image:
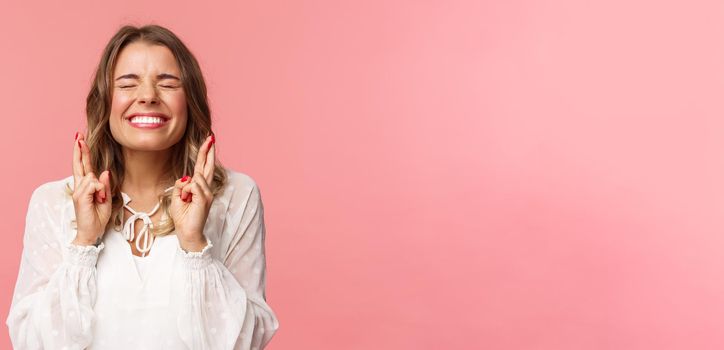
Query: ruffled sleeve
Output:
[[6, 181, 105, 350], [176, 178, 280, 350]]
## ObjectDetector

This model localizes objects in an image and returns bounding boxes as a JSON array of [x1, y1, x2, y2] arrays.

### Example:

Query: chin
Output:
[[120, 135, 180, 152], [128, 144, 174, 152], [110, 122, 186, 152]]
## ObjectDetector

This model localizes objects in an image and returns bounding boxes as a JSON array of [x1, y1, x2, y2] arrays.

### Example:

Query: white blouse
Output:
[[133, 255, 151, 282], [5, 169, 280, 350]]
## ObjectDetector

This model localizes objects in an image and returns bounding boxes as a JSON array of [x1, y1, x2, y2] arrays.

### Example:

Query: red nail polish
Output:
[[210, 133, 215, 145], [74, 132, 78, 140], [181, 175, 190, 182]]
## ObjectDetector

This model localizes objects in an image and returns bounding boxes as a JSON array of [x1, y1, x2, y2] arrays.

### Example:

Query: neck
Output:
[[121, 147, 173, 196]]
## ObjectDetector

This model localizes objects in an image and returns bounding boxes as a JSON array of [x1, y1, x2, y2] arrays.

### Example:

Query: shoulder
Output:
[[222, 168, 262, 198], [223, 168, 260, 191], [28, 175, 74, 205], [219, 168, 264, 212], [23, 176, 74, 226]]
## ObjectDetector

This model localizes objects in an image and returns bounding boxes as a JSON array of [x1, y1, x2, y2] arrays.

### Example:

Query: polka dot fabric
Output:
[[6, 169, 280, 349]]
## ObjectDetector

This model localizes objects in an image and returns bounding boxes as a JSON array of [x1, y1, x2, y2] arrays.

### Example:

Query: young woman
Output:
[[5, 24, 279, 349]]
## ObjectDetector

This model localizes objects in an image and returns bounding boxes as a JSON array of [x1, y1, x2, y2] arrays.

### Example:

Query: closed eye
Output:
[[117, 85, 178, 88]]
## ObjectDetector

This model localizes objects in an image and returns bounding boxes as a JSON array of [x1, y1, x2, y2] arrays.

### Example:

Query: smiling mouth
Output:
[[127, 115, 169, 129]]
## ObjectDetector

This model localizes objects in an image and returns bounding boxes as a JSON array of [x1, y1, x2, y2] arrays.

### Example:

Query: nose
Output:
[[136, 81, 159, 105]]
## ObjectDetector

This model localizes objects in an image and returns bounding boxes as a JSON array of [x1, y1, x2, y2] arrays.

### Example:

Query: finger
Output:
[[76, 172, 93, 196], [92, 180, 105, 204], [187, 182, 204, 203], [72, 132, 84, 188], [92, 171, 104, 203], [82, 173, 103, 203], [193, 173, 213, 199], [98, 170, 111, 204], [79, 139, 93, 175], [194, 135, 213, 177], [174, 175, 191, 201], [203, 141, 215, 184], [181, 182, 194, 202], [72, 173, 88, 200], [77, 173, 100, 202]]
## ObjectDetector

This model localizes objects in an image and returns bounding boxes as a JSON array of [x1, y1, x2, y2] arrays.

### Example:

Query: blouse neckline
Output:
[[120, 188, 174, 206]]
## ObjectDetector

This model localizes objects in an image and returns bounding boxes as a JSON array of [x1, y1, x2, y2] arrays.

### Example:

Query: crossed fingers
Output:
[[179, 134, 215, 202], [72, 132, 107, 203]]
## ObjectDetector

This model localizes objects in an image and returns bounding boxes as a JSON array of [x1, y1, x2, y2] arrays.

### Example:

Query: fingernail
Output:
[[210, 133, 215, 145], [181, 175, 190, 182], [74, 131, 79, 140]]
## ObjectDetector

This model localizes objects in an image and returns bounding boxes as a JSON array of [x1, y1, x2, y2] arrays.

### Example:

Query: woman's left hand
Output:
[[170, 134, 216, 252]]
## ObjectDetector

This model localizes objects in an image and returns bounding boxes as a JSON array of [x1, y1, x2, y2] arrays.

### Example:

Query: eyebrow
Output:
[[115, 73, 181, 81]]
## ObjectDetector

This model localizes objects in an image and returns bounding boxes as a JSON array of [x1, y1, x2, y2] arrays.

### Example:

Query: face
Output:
[[109, 41, 187, 152]]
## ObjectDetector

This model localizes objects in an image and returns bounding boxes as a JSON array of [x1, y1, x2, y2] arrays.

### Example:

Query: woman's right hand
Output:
[[71, 132, 112, 246]]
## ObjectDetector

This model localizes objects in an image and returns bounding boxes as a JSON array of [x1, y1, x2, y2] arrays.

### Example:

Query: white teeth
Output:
[[130, 116, 165, 124]]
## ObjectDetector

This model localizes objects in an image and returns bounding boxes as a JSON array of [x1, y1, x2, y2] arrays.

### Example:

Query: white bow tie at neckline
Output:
[[122, 202, 161, 257], [121, 186, 175, 258]]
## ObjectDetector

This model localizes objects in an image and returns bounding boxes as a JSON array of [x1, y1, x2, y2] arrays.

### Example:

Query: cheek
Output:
[[169, 93, 187, 113], [169, 93, 188, 134], [108, 91, 138, 141], [174, 114, 188, 133], [110, 93, 132, 120], [168, 115, 188, 145], [111, 90, 133, 108], [108, 115, 123, 143]]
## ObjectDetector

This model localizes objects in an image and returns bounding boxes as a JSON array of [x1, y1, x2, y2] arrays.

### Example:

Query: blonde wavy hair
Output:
[[67, 24, 227, 237]]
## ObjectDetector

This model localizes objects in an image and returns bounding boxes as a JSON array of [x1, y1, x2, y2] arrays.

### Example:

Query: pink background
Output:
[[2, 0, 724, 349]]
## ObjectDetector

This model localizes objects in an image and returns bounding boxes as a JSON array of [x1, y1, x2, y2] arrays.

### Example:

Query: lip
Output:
[[125, 112, 170, 129]]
